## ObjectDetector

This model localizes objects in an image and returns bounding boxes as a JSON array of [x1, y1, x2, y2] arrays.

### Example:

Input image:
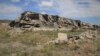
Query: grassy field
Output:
[[0, 26, 100, 56]]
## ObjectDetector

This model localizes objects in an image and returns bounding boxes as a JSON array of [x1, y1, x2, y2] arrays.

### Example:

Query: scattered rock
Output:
[[79, 30, 97, 40], [68, 35, 80, 44], [46, 30, 98, 45]]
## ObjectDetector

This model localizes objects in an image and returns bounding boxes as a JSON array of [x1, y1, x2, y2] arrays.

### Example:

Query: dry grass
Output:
[[0, 26, 100, 56]]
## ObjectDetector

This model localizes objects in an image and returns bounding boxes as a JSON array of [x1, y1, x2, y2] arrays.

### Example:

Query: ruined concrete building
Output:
[[9, 11, 100, 30]]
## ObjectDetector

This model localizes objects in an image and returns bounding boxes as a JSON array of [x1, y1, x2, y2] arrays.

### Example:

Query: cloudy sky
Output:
[[0, 0, 100, 25]]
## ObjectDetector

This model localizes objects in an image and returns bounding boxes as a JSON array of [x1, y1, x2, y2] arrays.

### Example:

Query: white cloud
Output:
[[24, 2, 29, 6], [23, 0, 31, 6], [0, 4, 22, 14], [11, 0, 20, 2], [40, 0, 53, 8], [41, 11, 46, 14], [24, 0, 39, 6], [57, 0, 100, 18]]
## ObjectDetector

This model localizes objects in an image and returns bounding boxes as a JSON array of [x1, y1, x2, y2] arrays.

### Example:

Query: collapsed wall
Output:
[[9, 11, 100, 30]]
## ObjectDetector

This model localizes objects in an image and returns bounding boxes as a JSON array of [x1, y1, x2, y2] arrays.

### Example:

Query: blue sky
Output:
[[0, 0, 100, 25]]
